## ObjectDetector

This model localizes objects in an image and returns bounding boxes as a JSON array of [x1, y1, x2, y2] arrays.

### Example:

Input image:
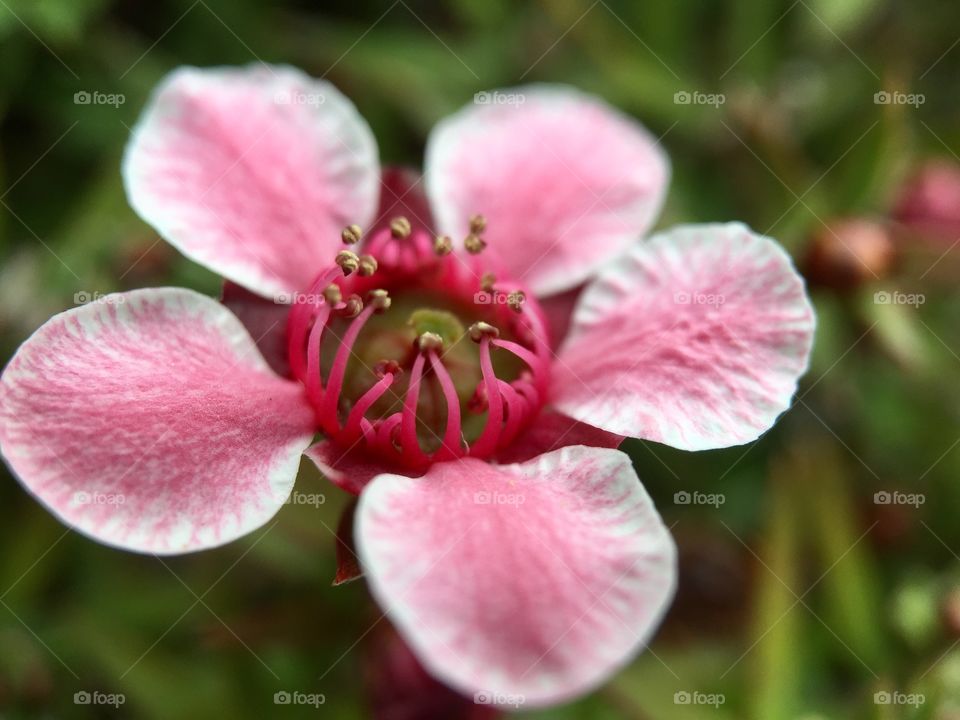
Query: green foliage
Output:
[[1, 0, 959, 717]]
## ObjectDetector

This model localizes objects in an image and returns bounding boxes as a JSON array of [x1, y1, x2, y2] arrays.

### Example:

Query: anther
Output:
[[323, 284, 342, 305], [390, 216, 412, 239], [337, 294, 364, 318], [417, 332, 444, 353], [358, 254, 378, 276], [464, 234, 487, 254], [433, 235, 453, 256], [374, 359, 401, 378], [368, 289, 392, 313], [480, 272, 497, 293], [507, 290, 526, 313], [469, 214, 487, 234], [341, 224, 362, 245], [468, 321, 499, 342], [336, 250, 360, 275]]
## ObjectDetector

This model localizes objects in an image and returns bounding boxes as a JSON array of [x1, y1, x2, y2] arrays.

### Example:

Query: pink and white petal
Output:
[[539, 286, 584, 349], [425, 85, 669, 296], [0, 288, 316, 554], [357, 446, 676, 706], [372, 166, 435, 237], [495, 410, 622, 465], [553, 223, 816, 450], [123, 64, 379, 299], [304, 439, 419, 496], [220, 280, 290, 377]]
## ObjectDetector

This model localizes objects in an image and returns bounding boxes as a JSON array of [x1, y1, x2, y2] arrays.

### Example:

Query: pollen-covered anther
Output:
[[480, 272, 497, 293], [336, 250, 360, 275], [374, 359, 401, 378], [368, 289, 392, 313], [417, 331, 444, 353], [341, 224, 362, 245], [433, 235, 453, 256], [468, 321, 499, 342], [469, 214, 487, 234], [358, 254, 378, 277], [507, 290, 526, 313], [390, 216, 412, 239], [323, 284, 342, 305], [464, 234, 487, 254], [337, 294, 364, 318]]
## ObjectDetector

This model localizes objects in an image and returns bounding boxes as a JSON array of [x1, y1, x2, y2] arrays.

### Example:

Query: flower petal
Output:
[[553, 223, 815, 450], [305, 439, 409, 496], [220, 280, 290, 377], [425, 85, 669, 296], [373, 166, 435, 236], [0, 288, 316, 554], [123, 64, 379, 299], [495, 410, 622, 464], [356, 446, 676, 706]]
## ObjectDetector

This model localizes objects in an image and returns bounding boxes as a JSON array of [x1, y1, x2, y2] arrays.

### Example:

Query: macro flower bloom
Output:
[[0, 65, 815, 706]]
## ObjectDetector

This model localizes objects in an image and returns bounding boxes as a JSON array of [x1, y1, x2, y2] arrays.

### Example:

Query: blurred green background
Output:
[[1, 0, 959, 718]]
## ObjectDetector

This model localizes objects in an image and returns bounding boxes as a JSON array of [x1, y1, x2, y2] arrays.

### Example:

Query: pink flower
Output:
[[893, 160, 960, 245], [0, 65, 815, 707]]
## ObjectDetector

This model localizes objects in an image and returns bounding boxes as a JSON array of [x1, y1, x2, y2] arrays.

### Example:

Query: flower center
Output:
[[286, 214, 551, 471]]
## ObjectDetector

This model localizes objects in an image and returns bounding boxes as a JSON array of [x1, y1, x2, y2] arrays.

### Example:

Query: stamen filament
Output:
[[319, 304, 377, 431], [469, 336, 503, 457], [429, 351, 463, 460]]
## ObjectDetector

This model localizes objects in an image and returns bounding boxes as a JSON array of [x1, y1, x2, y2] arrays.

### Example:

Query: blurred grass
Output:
[[1, 0, 960, 718]]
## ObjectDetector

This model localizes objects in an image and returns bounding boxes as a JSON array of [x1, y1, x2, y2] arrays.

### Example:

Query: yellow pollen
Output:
[[507, 290, 526, 313], [468, 321, 499, 342], [323, 284, 342, 305], [464, 234, 487, 254], [336, 250, 360, 275], [390, 216, 412, 239], [338, 294, 363, 318], [469, 214, 487, 234], [417, 332, 444, 353], [368, 289, 392, 313], [358, 254, 378, 276], [341, 224, 362, 245], [433, 235, 453, 255]]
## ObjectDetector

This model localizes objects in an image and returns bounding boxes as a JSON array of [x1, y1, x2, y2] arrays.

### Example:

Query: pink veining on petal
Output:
[[495, 410, 623, 465], [554, 222, 816, 450], [123, 64, 380, 299], [0, 288, 316, 554], [426, 85, 670, 296], [356, 445, 677, 706]]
